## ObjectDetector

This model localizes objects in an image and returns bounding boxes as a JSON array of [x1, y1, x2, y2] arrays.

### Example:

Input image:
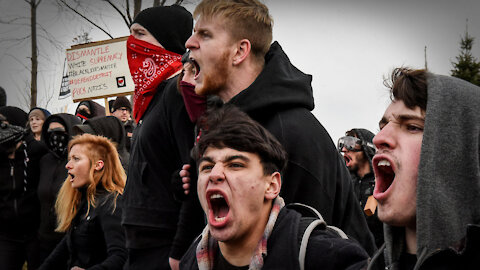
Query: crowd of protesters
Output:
[[0, 0, 479, 269]]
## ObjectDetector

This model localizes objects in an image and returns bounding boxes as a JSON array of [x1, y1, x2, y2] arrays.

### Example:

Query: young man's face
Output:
[[112, 107, 130, 122], [185, 16, 236, 99], [372, 100, 424, 228], [197, 147, 280, 244]]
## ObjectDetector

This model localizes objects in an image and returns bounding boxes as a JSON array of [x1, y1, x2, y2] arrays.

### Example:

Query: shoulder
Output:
[[305, 230, 369, 269]]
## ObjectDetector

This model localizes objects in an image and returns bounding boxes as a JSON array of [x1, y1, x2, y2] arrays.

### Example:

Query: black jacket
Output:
[[40, 191, 126, 270], [38, 113, 81, 244], [122, 76, 203, 250], [174, 42, 377, 258], [176, 42, 375, 256], [0, 133, 47, 236], [180, 207, 369, 270]]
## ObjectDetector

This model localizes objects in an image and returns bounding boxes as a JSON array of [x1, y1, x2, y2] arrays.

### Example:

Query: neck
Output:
[[218, 202, 271, 266], [220, 59, 264, 102], [405, 225, 417, 254], [34, 133, 41, 141], [356, 162, 371, 178]]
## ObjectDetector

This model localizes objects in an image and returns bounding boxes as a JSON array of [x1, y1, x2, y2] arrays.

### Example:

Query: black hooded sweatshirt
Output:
[[231, 42, 374, 253], [78, 116, 130, 172], [173, 42, 376, 257], [122, 76, 204, 254], [38, 114, 81, 247]]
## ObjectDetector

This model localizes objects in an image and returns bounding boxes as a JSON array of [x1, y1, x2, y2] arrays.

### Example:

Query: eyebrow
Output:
[[379, 113, 425, 127], [198, 154, 251, 165]]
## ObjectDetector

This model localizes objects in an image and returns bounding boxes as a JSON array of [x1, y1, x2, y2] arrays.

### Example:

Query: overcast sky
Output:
[[1, 0, 479, 142]]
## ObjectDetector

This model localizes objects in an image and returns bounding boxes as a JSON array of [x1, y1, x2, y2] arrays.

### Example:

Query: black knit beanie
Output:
[[113, 96, 132, 112], [132, 5, 193, 55]]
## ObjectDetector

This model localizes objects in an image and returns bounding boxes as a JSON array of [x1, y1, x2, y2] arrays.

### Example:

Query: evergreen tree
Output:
[[451, 27, 480, 86]]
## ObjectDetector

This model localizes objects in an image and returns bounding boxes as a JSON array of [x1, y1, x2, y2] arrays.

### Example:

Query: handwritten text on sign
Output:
[[66, 37, 134, 102]]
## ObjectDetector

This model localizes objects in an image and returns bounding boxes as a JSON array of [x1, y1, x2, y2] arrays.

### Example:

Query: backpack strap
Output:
[[298, 218, 325, 270], [287, 203, 349, 270]]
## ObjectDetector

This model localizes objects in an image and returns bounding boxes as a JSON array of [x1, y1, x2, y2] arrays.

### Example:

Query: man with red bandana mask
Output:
[[368, 68, 480, 269], [121, 5, 204, 270]]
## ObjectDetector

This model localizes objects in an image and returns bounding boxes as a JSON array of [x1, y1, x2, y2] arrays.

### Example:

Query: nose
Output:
[[65, 160, 72, 170], [209, 163, 225, 184], [341, 146, 348, 153], [185, 34, 197, 50], [373, 123, 395, 150]]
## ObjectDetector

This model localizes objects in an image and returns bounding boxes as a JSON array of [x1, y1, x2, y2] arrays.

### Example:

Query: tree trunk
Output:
[[133, 0, 142, 18], [30, 0, 38, 109], [153, 0, 160, 6]]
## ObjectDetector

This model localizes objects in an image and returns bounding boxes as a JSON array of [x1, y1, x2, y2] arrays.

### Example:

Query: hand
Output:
[[169, 257, 180, 270], [71, 267, 85, 270], [180, 164, 191, 195]]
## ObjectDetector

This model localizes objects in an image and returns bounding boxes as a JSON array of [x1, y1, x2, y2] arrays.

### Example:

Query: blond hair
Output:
[[194, 0, 273, 63], [55, 134, 126, 232]]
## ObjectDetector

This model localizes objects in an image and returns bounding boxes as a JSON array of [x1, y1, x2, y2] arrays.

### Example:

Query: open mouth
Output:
[[190, 58, 200, 80], [343, 154, 352, 165], [69, 173, 75, 181], [374, 159, 395, 195], [207, 191, 230, 225]]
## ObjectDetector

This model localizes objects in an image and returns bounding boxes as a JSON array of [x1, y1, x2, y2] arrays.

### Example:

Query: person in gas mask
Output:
[[0, 106, 47, 270], [37, 113, 81, 265]]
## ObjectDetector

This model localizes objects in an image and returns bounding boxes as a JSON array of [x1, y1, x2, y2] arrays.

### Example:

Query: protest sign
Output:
[[66, 36, 134, 102]]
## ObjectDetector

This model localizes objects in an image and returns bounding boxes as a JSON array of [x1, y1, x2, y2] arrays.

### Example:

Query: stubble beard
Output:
[[195, 51, 231, 97]]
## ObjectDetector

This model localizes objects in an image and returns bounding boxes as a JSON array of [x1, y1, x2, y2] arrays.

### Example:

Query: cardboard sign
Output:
[[66, 37, 134, 102]]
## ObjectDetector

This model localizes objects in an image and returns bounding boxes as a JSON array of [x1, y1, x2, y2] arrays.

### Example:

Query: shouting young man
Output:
[[368, 68, 480, 269], [180, 105, 369, 270]]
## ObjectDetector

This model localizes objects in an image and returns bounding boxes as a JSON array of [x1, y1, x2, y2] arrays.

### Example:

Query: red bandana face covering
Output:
[[127, 35, 183, 123]]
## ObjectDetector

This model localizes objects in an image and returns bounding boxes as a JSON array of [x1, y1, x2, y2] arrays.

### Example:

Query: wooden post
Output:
[[104, 97, 111, 116]]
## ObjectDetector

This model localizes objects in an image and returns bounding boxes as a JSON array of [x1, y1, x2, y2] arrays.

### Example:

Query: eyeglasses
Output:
[[337, 136, 376, 152]]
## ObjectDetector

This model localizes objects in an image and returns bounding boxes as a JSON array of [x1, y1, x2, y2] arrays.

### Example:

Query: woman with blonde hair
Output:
[[39, 134, 127, 270]]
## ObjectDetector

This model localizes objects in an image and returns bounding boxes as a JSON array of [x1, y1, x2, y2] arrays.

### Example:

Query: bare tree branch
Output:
[[57, 0, 114, 39], [105, 0, 131, 28]]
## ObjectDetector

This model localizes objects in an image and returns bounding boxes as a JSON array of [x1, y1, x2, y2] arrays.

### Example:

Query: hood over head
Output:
[[0, 106, 27, 127], [228, 42, 314, 115], [73, 116, 126, 150], [382, 74, 480, 265], [75, 100, 106, 120], [350, 128, 375, 164], [41, 113, 82, 145]]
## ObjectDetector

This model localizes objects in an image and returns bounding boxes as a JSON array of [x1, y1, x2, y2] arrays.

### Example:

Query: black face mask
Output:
[[48, 128, 69, 158]]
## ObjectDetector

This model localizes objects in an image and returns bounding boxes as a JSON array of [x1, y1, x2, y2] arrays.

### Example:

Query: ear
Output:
[[232, 39, 251, 66], [94, 160, 104, 171], [265, 172, 281, 200]]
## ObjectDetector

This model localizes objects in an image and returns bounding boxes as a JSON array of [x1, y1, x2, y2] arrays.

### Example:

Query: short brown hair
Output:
[[194, 0, 273, 62], [193, 105, 287, 175], [384, 67, 428, 112]]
